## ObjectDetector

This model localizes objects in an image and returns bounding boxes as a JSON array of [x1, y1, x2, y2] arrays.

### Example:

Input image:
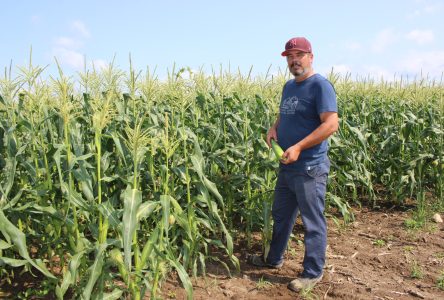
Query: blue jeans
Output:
[[266, 159, 330, 278]]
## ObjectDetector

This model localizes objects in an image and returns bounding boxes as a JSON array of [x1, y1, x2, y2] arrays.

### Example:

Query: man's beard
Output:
[[289, 62, 307, 77]]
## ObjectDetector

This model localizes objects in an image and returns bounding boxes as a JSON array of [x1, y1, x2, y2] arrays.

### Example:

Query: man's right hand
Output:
[[266, 127, 278, 148]]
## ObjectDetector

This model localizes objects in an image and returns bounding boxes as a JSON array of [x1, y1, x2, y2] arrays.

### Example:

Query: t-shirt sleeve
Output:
[[316, 80, 337, 114]]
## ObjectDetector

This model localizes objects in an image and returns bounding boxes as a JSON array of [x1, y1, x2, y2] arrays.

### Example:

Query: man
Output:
[[247, 37, 338, 292]]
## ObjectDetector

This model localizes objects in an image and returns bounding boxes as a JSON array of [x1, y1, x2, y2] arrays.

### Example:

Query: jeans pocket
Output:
[[306, 165, 320, 178], [305, 162, 329, 178]]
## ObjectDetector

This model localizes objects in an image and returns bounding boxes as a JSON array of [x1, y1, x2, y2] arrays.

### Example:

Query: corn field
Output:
[[0, 61, 443, 299]]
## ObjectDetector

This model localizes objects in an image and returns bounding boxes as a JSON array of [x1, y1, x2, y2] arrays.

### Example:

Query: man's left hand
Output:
[[281, 144, 302, 164]]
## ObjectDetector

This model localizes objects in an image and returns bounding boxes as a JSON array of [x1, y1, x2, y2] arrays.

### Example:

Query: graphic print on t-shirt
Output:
[[280, 95, 299, 114]]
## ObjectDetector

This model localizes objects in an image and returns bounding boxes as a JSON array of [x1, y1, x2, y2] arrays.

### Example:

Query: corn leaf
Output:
[[56, 250, 85, 300], [122, 185, 142, 270], [82, 244, 107, 300], [0, 210, 56, 279]]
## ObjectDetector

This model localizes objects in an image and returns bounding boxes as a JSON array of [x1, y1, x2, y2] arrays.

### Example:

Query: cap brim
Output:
[[281, 49, 311, 56]]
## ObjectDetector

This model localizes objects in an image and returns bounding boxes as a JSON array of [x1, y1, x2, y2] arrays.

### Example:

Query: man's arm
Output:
[[281, 112, 338, 164], [266, 114, 281, 147]]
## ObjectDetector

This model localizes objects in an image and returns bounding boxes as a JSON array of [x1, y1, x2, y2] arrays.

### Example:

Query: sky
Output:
[[1, 0, 444, 81]]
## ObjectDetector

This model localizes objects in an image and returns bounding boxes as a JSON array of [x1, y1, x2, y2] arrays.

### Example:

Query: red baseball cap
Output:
[[281, 37, 312, 56]]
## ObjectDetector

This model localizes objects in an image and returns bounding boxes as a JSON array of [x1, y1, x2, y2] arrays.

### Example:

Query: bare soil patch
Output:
[[161, 208, 444, 299], [1, 208, 443, 299]]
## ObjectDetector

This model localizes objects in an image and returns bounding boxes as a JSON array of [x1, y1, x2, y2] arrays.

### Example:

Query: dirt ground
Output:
[[161, 208, 444, 300], [1, 208, 443, 299]]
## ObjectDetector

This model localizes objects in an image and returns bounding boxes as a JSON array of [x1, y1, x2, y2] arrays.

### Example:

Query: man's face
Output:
[[286, 50, 313, 78]]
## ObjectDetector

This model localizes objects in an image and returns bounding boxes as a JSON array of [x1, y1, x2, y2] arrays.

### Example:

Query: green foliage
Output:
[[437, 270, 444, 290], [16, 279, 55, 299], [410, 260, 424, 279], [404, 217, 424, 230], [372, 239, 386, 247], [256, 276, 273, 290], [0, 62, 442, 298]]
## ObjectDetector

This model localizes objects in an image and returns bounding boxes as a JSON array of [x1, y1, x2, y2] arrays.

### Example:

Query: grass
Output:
[[288, 247, 298, 258], [299, 286, 318, 300], [166, 290, 177, 299], [373, 239, 386, 247], [403, 245, 415, 253], [256, 276, 273, 290], [437, 270, 444, 290], [410, 261, 424, 279]]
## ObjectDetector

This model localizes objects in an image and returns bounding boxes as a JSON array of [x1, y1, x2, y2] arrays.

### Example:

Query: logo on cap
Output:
[[281, 37, 312, 56]]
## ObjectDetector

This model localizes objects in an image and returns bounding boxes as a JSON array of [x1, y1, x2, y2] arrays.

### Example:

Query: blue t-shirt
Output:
[[276, 73, 337, 169]]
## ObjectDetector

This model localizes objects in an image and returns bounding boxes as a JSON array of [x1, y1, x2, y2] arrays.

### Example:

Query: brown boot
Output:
[[246, 254, 283, 269], [287, 274, 323, 292]]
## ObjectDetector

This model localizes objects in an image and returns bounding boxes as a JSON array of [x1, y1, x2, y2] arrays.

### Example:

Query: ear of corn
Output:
[[271, 139, 285, 161]]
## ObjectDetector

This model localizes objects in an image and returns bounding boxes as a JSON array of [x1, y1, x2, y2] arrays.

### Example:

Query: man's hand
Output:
[[280, 112, 338, 164], [281, 144, 302, 164], [266, 127, 278, 148]]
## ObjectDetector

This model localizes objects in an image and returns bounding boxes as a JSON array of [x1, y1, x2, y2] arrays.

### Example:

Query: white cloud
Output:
[[52, 21, 91, 69], [55, 37, 82, 49], [71, 20, 91, 38], [410, 10, 421, 17], [53, 47, 85, 69], [371, 29, 397, 53], [325, 51, 444, 81], [423, 3, 442, 13], [331, 64, 352, 74], [362, 65, 395, 81], [408, 1, 442, 18], [405, 29, 434, 45], [323, 64, 397, 81], [396, 50, 444, 78], [91, 59, 108, 71]]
